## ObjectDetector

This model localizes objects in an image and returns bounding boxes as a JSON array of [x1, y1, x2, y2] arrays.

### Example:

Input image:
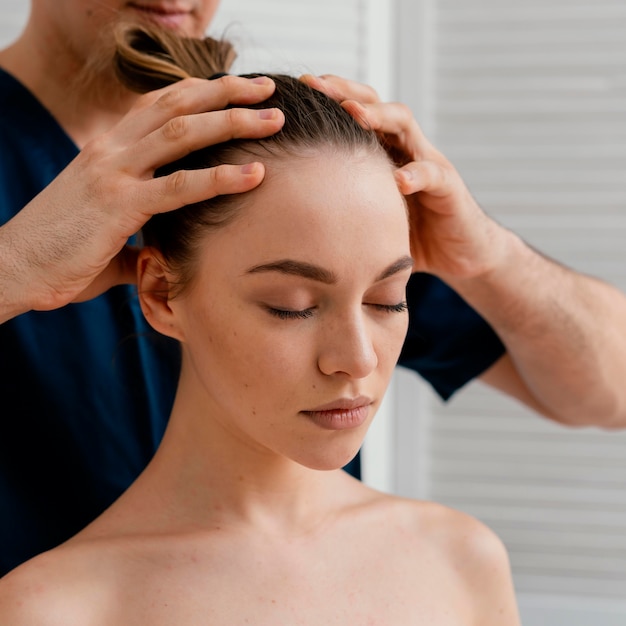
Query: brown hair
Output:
[[114, 22, 237, 91], [114, 24, 389, 292]]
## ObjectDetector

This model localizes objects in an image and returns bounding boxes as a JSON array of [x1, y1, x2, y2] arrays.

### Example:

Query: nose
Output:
[[317, 311, 378, 379]]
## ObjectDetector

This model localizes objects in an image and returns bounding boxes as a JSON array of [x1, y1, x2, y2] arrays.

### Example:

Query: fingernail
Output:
[[250, 76, 270, 85], [396, 169, 413, 184], [240, 163, 259, 175], [257, 108, 277, 120]]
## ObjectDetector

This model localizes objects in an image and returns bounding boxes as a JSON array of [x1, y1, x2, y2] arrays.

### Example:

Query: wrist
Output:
[[435, 217, 523, 284], [441, 228, 531, 314]]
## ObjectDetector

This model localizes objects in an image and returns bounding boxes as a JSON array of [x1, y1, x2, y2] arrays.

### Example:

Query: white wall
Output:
[[0, 0, 26, 43]]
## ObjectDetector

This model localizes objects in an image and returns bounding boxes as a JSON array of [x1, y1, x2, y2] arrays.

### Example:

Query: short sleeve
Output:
[[398, 273, 506, 400]]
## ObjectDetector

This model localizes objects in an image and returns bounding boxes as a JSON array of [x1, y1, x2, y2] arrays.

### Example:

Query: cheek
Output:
[[378, 317, 410, 371], [187, 299, 300, 394]]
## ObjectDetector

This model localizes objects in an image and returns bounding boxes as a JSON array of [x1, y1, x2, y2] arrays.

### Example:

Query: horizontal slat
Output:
[[514, 573, 626, 598], [486, 527, 626, 552], [433, 502, 626, 528], [510, 552, 626, 576], [438, 4, 626, 24], [433, 481, 626, 508]]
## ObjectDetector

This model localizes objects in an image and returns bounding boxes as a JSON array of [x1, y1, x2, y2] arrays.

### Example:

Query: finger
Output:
[[342, 100, 430, 153], [394, 161, 452, 198], [114, 75, 278, 144], [141, 161, 267, 216], [127, 106, 285, 173], [300, 73, 379, 104]]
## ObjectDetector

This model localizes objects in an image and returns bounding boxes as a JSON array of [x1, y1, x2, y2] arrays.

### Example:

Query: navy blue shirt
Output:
[[0, 68, 504, 575]]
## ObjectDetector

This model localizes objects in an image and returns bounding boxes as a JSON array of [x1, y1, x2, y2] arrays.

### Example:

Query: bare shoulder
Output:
[[416, 500, 510, 569], [375, 496, 521, 626], [433, 504, 521, 625], [351, 487, 512, 571], [370, 495, 508, 561], [0, 546, 110, 626]]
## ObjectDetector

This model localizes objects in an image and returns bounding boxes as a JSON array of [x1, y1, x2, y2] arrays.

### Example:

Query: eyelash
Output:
[[267, 301, 408, 320], [376, 301, 409, 314], [268, 308, 314, 320]]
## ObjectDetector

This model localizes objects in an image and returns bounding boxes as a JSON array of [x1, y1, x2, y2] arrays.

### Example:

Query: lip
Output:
[[301, 396, 373, 431], [127, 2, 192, 28]]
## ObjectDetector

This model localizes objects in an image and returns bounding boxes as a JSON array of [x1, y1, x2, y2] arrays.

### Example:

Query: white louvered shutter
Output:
[[390, 1, 626, 623]]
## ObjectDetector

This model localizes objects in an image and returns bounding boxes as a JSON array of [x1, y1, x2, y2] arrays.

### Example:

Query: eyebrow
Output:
[[376, 255, 415, 281], [246, 255, 414, 284]]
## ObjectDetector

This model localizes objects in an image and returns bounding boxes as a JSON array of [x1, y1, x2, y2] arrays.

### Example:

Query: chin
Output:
[[296, 446, 361, 473]]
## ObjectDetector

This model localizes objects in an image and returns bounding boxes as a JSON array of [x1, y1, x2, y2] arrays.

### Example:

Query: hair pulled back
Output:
[[114, 23, 388, 292]]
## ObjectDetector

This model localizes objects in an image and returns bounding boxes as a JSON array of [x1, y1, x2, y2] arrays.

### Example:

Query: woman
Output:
[[0, 25, 520, 625]]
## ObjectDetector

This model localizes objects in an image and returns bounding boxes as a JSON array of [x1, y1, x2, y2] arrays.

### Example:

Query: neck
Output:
[[113, 386, 364, 539], [0, 21, 138, 147], [150, 417, 343, 535]]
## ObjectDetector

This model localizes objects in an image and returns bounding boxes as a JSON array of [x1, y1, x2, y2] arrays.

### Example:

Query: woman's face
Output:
[[159, 150, 412, 470]]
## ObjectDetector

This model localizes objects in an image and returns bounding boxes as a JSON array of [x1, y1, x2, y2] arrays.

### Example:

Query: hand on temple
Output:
[[301, 73, 513, 282], [0, 75, 285, 322]]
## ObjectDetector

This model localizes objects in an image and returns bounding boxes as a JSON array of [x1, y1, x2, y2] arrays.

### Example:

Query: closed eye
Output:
[[267, 302, 408, 319], [266, 307, 315, 320], [369, 301, 408, 314]]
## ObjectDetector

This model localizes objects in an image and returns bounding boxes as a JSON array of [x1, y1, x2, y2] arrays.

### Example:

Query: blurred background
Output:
[[2, 1, 626, 623]]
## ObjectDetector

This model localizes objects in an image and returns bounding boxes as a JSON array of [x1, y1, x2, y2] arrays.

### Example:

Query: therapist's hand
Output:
[[301, 73, 508, 282], [0, 75, 284, 322]]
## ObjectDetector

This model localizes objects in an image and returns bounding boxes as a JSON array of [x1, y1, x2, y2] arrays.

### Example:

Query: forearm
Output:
[[446, 227, 626, 428]]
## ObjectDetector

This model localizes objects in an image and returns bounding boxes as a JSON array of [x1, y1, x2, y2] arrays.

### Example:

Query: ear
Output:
[[137, 247, 186, 343]]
